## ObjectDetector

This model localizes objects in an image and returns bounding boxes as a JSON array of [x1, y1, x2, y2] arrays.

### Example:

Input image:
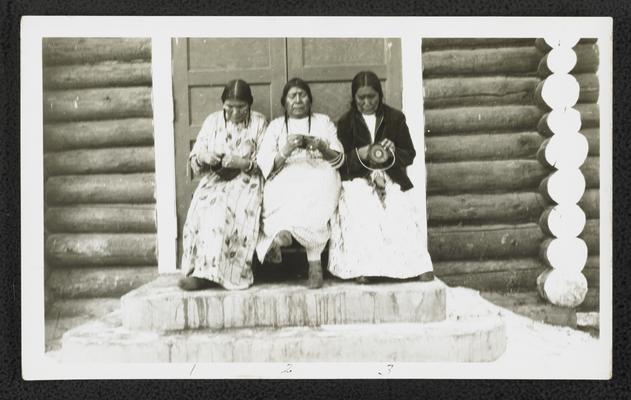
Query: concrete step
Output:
[[120, 275, 447, 331], [60, 309, 506, 362]]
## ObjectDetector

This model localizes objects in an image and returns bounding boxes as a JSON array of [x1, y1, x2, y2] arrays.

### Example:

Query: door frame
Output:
[[152, 36, 427, 274]]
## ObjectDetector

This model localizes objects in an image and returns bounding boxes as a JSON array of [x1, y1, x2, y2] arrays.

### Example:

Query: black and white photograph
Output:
[[21, 17, 612, 379]]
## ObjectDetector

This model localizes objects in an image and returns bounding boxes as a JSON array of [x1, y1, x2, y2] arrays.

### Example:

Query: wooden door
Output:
[[172, 38, 401, 265], [287, 38, 402, 122]]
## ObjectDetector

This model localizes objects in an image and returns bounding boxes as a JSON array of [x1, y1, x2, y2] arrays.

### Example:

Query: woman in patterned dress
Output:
[[327, 71, 434, 283], [178, 79, 268, 291], [256, 78, 345, 289]]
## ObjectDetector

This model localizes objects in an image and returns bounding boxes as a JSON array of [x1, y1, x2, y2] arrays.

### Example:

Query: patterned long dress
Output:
[[256, 113, 343, 262], [181, 110, 267, 290]]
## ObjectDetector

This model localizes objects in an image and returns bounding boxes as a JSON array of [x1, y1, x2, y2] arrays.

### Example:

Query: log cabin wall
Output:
[[573, 40, 600, 311], [421, 38, 599, 297], [42, 38, 159, 318]]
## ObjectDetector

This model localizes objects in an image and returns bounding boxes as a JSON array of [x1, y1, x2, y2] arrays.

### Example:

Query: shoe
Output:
[[418, 271, 435, 282], [307, 261, 324, 289], [178, 276, 213, 291], [355, 276, 370, 284]]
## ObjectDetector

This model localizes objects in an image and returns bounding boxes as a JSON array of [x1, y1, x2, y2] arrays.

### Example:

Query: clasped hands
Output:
[[280, 134, 330, 158], [198, 150, 252, 170]]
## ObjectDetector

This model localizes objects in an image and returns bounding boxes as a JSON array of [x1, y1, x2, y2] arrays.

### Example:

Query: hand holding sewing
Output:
[[281, 134, 304, 156], [198, 150, 222, 167], [306, 136, 329, 152], [357, 144, 371, 161], [380, 138, 395, 154], [221, 153, 249, 170]]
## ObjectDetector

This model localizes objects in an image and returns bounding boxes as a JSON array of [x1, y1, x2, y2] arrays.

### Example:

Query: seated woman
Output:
[[256, 78, 345, 289], [178, 79, 268, 291], [328, 71, 434, 283]]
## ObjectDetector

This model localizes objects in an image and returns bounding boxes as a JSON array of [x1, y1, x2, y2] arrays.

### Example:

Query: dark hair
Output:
[[221, 79, 254, 105], [221, 79, 253, 127], [350, 71, 384, 110], [281, 77, 313, 133]]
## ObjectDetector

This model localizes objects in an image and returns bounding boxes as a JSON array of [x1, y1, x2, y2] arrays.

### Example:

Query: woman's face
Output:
[[355, 86, 380, 115], [285, 87, 311, 118], [223, 99, 249, 123]]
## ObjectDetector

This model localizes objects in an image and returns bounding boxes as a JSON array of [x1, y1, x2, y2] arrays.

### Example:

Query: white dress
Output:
[[327, 111, 433, 279], [181, 110, 267, 290], [256, 113, 343, 262]]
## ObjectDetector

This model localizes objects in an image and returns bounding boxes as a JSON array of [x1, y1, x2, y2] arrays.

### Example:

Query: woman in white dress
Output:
[[328, 71, 434, 283], [257, 78, 345, 288], [178, 79, 267, 291]]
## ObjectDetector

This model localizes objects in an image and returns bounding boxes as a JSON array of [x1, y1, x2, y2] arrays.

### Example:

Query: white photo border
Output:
[[21, 16, 612, 380]]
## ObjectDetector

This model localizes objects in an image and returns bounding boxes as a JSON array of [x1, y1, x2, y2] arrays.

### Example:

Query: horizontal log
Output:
[[582, 128, 599, 156], [425, 131, 543, 162], [577, 288, 599, 311], [578, 189, 599, 219], [575, 103, 600, 128], [434, 257, 543, 275], [536, 43, 600, 77], [426, 160, 548, 194], [47, 266, 158, 298], [427, 223, 544, 261], [583, 256, 600, 288], [539, 237, 589, 271], [43, 61, 152, 89], [536, 104, 599, 137], [46, 233, 157, 266], [44, 118, 154, 151], [536, 268, 588, 307], [422, 47, 543, 77], [532, 73, 599, 110], [572, 43, 599, 74], [422, 38, 535, 51], [44, 147, 155, 176], [44, 87, 153, 121], [438, 268, 540, 291], [424, 106, 543, 135], [422, 76, 539, 109], [45, 173, 155, 204], [43, 38, 151, 65], [579, 219, 600, 255], [534, 38, 597, 53], [46, 205, 156, 233], [576, 73, 599, 103], [427, 192, 546, 225], [581, 156, 599, 188]]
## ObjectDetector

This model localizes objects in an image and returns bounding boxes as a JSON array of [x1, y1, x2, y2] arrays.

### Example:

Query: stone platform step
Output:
[[60, 309, 506, 362], [120, 275, 447, 331]]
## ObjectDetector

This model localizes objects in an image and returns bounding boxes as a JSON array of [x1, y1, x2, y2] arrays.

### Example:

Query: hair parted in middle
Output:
[[221, 79, 253, 127], [281, 77, 313, 133], [350, 70, 384, 110]]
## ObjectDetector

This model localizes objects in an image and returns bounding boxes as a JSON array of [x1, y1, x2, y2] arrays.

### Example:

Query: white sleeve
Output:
[[323, 115, 344, 153], [189, 113, 217, 176], [256, 119, 280, 179]]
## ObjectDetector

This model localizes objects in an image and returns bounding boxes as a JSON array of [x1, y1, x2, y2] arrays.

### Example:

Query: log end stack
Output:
[[533, 37, 600, 310], [422, 38, 599, 304], [42, 38, 159, 340], [423, 38, 546, 291]]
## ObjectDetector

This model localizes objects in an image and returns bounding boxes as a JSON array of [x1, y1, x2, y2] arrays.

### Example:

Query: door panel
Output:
[[287, 38, 402, 122]]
